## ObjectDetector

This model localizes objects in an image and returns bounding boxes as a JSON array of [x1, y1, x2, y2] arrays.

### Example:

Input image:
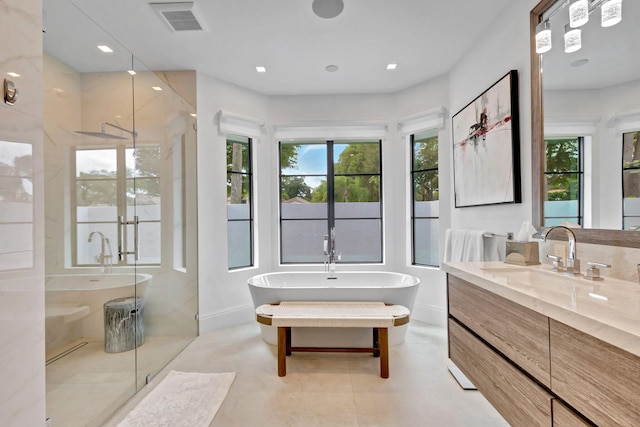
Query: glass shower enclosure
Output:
[[43, 1, 198, 425]]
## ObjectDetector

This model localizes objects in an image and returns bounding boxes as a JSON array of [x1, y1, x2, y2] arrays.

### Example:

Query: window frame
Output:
[[278, 139, 383, 265], [226, 134, 254, 270], [410, 130, 439, 267], [622, 130, 640, 229]]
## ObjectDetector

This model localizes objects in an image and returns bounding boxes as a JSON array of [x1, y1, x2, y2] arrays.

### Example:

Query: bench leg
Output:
[[278, 327, 288, 376], [379, 328, 389, 378], [372, 328, 380, 357]]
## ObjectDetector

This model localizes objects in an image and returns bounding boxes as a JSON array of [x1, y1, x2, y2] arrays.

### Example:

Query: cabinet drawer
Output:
[[449, 319, 553, 427], [550, 319, 640, 427], [448, 275, 551, 387], [552, 400, 590, 427]]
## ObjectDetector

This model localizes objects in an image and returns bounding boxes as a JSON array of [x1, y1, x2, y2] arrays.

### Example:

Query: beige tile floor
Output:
[[46, 336, 193, 427], [103, 320, 509, 427]]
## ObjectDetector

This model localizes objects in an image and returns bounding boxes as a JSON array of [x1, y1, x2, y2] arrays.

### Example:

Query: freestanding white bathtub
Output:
[[45, 273, 152, 357], [247, 271, 420, 347]]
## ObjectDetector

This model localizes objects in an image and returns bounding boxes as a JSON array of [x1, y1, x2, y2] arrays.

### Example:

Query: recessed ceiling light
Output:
[[7, 72, 20, 77], [190, 113, 197, 117], [256, 66, 267, 73], [152, 86, 163, 91], [570, 58, 589, 67], [97, 45, 113, 53], [325, 64, 339, 72], [127, 70, 136, 75], [386, 63, 398, 70], [312, 0, 344, 19]]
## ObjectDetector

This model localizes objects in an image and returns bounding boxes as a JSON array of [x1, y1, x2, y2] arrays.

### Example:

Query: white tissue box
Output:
[[504, 241, 540, 266]]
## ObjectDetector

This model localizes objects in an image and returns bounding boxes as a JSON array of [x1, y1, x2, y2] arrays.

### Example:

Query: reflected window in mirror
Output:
[[411, 129, 439, 267], [623, 131, 640, 230], [543, 137, 583, 226], [226, 134, 254, 269]]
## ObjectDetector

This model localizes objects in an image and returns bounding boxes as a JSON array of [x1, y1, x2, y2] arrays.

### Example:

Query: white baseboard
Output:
[[411, 302, 447, 327], [198, 304, 254, 333]]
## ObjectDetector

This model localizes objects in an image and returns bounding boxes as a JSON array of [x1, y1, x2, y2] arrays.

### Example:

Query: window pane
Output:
[[281, 220, 327, 263], [544, 217, 579, 227], [228, 201, 251, 221], [623, 217, 640, 230], [334, 142, 380, 174], [227, 173, 251, 210], [77, 223, 118, 265], [227, 136, 250, 173], [414, 200, 439, 218], [413, 130, 438, 171], [414, 218, 439, 266], [228, 220, 251, 268], [334, 176, 380, 203], [624, 195, 640, 216], [281, 175, 327, 219], [281, 142, 327, 175], [334, 219, 381, 262], [622, 131, 640, 167], [545, 138, 579, 172], [623, 170, 640, 199], [334, 201, 380, 219], [129, 221, 160, 264], [126, 146, 160, 178], [76, 149, 117, 178], [544, 173, 579, 202], [413, 171, 439, 202]]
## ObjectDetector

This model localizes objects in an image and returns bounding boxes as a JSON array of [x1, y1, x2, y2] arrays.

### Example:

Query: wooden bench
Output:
[[255, 301, 410, 378]]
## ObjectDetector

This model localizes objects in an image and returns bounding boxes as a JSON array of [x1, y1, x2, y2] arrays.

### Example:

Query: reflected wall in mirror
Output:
[[531, 0, 640, 243]]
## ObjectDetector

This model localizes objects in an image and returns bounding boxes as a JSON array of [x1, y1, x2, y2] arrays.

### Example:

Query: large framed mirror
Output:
[[530, 0, 640, 248]]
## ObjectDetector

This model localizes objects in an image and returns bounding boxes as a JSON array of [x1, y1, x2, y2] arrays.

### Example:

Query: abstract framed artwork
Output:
[[452, 70, 521, 208]]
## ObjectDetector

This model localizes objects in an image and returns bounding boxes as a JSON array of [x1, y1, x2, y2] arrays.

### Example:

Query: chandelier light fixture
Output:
[[569, 0, 589, 27], [537, 0, 623, 55], [564, 24, 582, 53], [535, 20, 552, 54], [601, 0, 622, 27]]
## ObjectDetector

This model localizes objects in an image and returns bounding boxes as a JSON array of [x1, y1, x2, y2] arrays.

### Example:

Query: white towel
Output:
[[443, 229, 487, 262]]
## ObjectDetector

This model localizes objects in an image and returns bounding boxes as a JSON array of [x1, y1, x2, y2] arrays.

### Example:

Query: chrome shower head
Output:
[[74, 130, 128, 140], [74, 122, 137, 140]]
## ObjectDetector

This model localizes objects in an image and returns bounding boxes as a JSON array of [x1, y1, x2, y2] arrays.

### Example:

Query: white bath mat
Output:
[[117, 370, 235, 427]]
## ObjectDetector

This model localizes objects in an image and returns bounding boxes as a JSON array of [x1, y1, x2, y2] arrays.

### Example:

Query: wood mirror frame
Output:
[[530, 0, 640, 249]]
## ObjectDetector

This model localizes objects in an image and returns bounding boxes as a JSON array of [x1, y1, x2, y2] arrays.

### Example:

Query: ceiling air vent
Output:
[[150, 2, 206, 32]]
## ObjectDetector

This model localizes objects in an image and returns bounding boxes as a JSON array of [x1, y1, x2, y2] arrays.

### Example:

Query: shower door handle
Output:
[[117, 215, 140, 262]]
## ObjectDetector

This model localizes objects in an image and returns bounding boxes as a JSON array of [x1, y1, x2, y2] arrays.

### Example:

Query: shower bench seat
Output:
[[255, 301, 410, 378]]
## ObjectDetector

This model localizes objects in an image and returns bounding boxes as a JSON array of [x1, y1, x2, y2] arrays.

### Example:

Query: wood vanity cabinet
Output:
[[447, 274, 640, 427], [449, 320, 553, 426], [551, 400, 591, 427], [550, 319, 640, 426], [448, 275, 551, 387]]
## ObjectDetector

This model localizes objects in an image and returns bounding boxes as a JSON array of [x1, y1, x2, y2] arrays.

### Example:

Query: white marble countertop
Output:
[[442, 261, 640, 358]]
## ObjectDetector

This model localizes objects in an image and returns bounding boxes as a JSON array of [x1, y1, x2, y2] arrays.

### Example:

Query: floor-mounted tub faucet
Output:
[[540, 226, 581, 276], [323, 227, 341, 277], [89, 231, 113, 273]]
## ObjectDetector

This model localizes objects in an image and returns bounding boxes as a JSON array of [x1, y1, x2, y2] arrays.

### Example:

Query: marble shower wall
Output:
[[0, 0, 46, 426]]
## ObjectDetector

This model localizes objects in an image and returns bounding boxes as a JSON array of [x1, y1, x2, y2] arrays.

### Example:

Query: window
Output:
[[279, 140, 382, 264], [411, 130, 439, 266], [623, 131, 640, 230], [72, 145, 161, 266], [227, 134, 254, 269], [543, 137, 583, 226]]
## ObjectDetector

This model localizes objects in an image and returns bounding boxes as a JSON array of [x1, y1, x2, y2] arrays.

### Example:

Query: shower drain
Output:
[[46, 342, 88, 365]]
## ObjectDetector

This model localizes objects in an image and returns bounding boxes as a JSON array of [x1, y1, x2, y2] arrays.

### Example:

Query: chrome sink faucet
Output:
[[540, 226, 581, 276], [88, 231, 113, 273]]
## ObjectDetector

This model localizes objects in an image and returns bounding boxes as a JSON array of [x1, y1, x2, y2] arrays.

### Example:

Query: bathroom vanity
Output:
[[443, 261, 640, 426]]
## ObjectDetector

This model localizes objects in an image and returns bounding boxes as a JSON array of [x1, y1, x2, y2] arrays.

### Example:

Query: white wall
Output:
[[195, 74, 271, 330], [448, 0, 539, 236], [0, 0, 46, 425]]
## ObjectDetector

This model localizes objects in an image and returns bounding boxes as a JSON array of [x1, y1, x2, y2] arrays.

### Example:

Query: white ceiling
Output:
[[44, 0, 514, 96]]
